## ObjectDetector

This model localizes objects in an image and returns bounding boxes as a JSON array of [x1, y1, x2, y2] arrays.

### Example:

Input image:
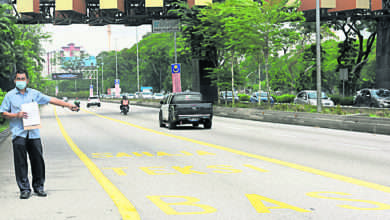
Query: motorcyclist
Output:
[[120, 95, 129, 112], [74, 97, 80, 108]]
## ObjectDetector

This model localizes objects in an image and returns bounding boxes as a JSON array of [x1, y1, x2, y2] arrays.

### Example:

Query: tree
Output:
[[331, 19, 377, 95], [248, 0, 304, 103]]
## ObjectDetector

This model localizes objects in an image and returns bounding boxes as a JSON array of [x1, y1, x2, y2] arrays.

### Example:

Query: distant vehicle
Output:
[[127, 93, 135, 99], [220, 91, 239, 103], [141, 92, 153, 99], [153, 93, 164, 100], [250, 92, 274, 104], [135, 92, 141, 99], [354, 88, 390, 108], [294, 90, 334, 107], [159, 92, 213, 129], [62, 97, 68, 102], [87, 96, 101, 108]]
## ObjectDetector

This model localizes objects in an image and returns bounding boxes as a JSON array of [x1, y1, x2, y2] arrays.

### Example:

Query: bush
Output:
[[274, 94, 296, 103], [238, 94, 250, 102], [329, 95, 354, 106]]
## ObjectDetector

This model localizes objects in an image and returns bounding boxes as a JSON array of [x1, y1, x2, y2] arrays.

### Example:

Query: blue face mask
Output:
[[15, 81, 27, 90]]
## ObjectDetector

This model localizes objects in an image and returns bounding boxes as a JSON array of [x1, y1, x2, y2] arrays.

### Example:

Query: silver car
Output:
[[294, 90, 334, 107]]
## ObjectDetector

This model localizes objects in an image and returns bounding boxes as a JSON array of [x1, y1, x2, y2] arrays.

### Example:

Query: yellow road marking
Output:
[[54, 107, 140, 220], [83, 109, 390, 194]]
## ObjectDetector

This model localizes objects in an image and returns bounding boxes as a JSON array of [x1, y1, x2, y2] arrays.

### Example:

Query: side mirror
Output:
[[303, 96, 307, 100], [160, 100, 163, 105]]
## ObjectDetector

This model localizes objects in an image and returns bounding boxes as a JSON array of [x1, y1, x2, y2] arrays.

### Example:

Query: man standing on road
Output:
[[0, 70, 79, 199]]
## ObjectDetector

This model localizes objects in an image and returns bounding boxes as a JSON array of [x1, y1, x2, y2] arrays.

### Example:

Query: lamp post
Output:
[[136, 27, 140, 92], [97, 57, 104, 96], [316, 0, 322, 112]]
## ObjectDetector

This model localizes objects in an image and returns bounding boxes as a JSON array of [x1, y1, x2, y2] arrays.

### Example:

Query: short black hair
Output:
[[14, 70, 29, 79]]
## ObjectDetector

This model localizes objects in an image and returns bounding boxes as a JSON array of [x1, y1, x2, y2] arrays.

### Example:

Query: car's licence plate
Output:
[[189, 118, 199, 122]]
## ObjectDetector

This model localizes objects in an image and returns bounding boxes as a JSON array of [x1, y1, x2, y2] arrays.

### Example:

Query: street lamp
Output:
[[136, 27, 140, 92], [97, 57, 104, 96], [316, 0, 322, 112]]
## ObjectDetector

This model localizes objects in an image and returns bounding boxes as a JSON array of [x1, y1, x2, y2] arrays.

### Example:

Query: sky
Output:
[[41, 24, 152, 56]]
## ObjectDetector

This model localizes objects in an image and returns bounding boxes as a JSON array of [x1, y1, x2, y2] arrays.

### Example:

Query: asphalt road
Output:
[[0, 101, 390, 220]]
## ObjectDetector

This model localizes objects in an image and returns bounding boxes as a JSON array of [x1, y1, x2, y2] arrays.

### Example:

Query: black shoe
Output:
[[20, 191, 31, 199], [34, 190, 47, 197]]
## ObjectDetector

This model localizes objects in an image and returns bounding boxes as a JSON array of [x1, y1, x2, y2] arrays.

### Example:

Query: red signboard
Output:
[[371, 0, 383, 11], [328, 0, 370, 12], [298, 0, 336, 11]]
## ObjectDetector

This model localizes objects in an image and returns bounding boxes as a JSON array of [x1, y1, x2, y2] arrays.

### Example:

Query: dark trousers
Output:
[[12, 136, 45, 192]]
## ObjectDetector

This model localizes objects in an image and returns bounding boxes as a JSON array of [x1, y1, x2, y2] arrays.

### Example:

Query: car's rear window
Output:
[[90, 97, 98, 99], [172, 94, 201, 103]]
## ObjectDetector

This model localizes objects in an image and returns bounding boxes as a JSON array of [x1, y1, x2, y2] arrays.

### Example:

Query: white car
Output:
[[294, 90, 334, 107], [141, 92, 153, 99], [153, 93, 164, 100], [87, 96, 101, 107]]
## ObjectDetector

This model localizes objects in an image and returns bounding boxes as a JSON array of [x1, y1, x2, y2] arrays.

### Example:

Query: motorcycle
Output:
[[121, 105, 129, 115]]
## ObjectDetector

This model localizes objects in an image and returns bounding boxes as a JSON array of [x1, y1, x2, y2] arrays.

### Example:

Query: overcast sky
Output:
[[41, 24, 152, 56]]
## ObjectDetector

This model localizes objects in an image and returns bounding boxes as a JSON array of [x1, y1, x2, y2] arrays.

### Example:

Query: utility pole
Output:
[[316, 0, 322, 112], [136, 27, 140, 92]]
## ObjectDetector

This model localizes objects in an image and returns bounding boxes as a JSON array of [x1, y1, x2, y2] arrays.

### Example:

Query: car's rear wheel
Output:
[[98, 104, 101, 107], [204, 120, 212, 129], [168, 113, 176, 129], [87, 104, 90, 108], [159, 112, 164, 127]]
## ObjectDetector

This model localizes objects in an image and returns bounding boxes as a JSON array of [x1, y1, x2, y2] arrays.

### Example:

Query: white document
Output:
[[21, 102, 41, 129]]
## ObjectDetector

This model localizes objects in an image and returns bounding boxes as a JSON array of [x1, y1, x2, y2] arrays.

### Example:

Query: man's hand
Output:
[[68, 104, 79, 112], [16, 111, 28, 119]]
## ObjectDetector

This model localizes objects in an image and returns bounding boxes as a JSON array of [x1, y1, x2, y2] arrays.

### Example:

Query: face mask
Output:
[[15, 81, 27, 90]]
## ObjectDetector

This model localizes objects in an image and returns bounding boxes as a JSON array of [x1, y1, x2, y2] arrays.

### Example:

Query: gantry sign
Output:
[[6, 0, 390, 91]]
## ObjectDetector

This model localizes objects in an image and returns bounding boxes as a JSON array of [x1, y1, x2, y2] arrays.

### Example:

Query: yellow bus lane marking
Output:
[[83, 109, 390, 194], [54, 107, 140, 220]]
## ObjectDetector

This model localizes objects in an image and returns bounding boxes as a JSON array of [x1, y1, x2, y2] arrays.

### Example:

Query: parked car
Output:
[[153, 93, 164, 100], [250, 92, 274, 104], [220, 91, 239, 103], [141, 92, 153, 99], [135, 92, 141, 99], [127, 93, 135, 99], [354, 88, 390, 108], [294, 90, 334, 107], [159, 92, 213, 129], [87, 96, 101, 108]]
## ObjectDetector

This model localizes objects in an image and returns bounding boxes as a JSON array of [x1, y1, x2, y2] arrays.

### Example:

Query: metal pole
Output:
[[96, 68, 99, 97], [115, 40, 118, 79], [342, 80, 345, 98], [174, 32, 177, 64], [102, 62, 104, 95], [316, 0, 322, 112], [136, 27, 140, 92]]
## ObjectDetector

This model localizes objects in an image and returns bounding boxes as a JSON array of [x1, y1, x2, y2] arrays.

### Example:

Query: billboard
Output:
[[52, 73, 83, 80]]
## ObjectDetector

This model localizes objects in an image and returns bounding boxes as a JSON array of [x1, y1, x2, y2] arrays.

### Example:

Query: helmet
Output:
[[123, 95, 127, 99]]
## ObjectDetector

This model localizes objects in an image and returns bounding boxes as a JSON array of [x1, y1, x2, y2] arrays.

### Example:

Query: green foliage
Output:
[[329, 95, 354, 106], [56, 91, 90, 99], [238, 93, 250, 101], [0, 88, 6, 125], [274, 94, 295, 103], [0, 4, 50, 92]]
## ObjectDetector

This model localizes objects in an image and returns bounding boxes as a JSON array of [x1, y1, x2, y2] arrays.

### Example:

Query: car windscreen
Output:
[[89, 97, 98, 99], [171, 94, 201, 103], [308, 92, 328, 99], [143, 92, 153, 95]]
